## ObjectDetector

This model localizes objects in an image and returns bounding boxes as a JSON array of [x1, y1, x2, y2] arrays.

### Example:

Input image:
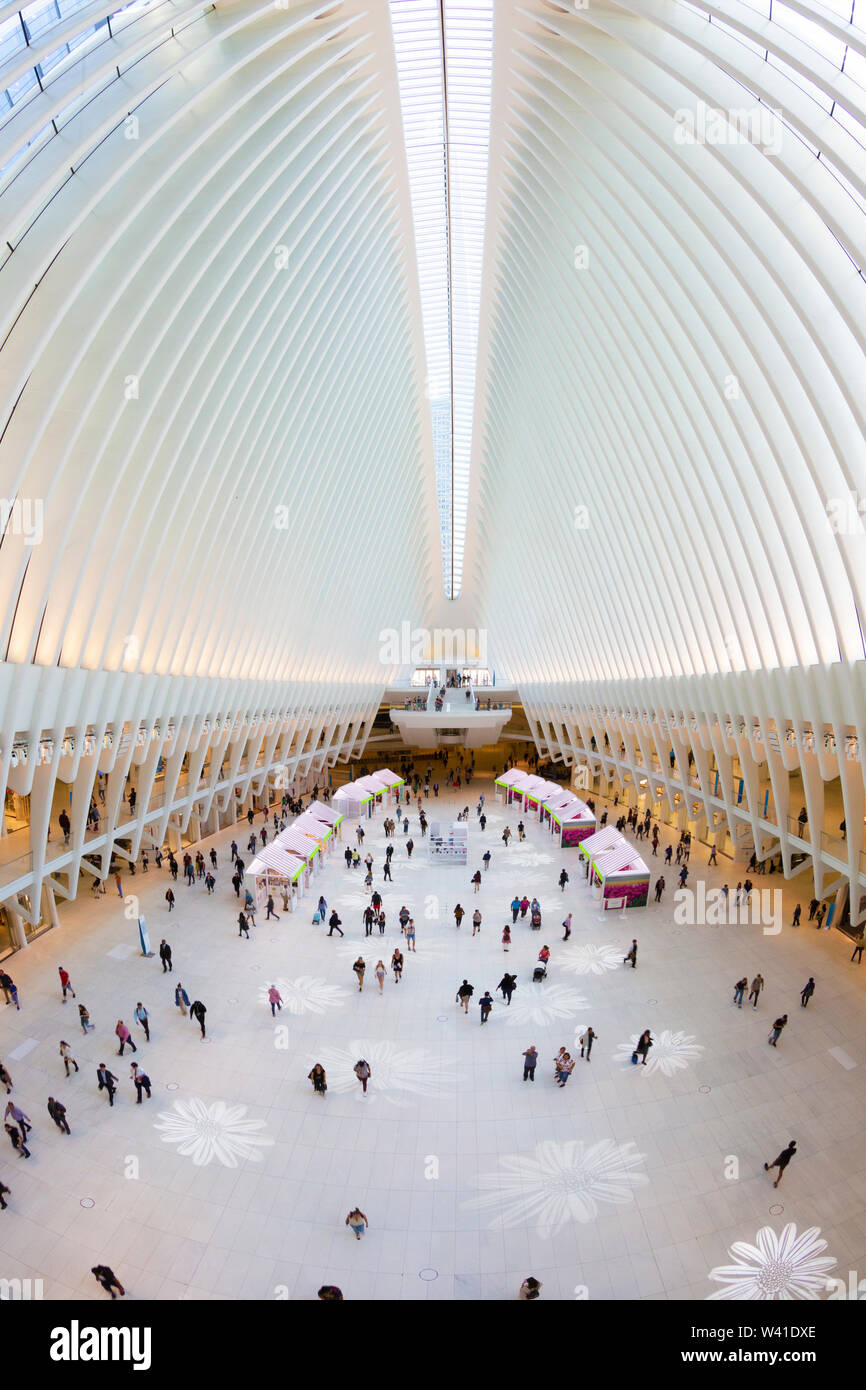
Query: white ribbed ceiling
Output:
[[0, 0, 440, 686], [0, 0, 864, 698], [467, 0, 866, 685]]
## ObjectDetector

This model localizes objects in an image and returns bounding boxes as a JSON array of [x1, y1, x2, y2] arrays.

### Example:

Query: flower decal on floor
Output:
[[257, 975, 348, 1015], [499, 984, 588, 1027], [558, 942, 623, 975], [465, 1139, 648, 1234], [308, 1039, 456, 1103], [614, 1029, 704, 1075], [707, 1224, 836, 1300], [154, 1098, 274, 1168]]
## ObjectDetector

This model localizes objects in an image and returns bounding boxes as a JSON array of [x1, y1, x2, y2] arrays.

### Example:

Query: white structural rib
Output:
[[465, 0, 866, 921], [0, 0, 441, 925]]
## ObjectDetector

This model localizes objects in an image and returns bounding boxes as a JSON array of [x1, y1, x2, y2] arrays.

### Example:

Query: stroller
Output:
[[532, 964, 547, 983], [530, 910, 542, 931]]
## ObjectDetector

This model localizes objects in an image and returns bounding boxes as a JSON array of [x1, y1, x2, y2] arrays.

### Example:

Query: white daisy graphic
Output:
[[309, 1039, 456, 1102], [257, 975, 348, 1015], [154, 1098, 274, 1168], [708, 1224, 836, 1300], [614, 1029, 704, 1075], [506, 850, 554, 868], [500, 983, 588, 1027], [466, 1139, 648, 1234], [558, 942, 623, 976]]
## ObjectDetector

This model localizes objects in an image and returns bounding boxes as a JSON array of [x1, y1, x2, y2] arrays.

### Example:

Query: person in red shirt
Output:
[[58, 967, 76, 1002]]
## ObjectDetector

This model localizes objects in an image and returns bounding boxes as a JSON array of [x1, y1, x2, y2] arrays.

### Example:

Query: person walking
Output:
[[510, 896, 520, 924], [808, 897, 819, 921], [0, 970, 13, 1005], [472, 870, 482, 893], [383, 858, 392, 882], [60, 1040, 79, 1076], [482, 850, 491, 871], [733, 977, 747, 1008], [748, 973, 764, 1008], [265, 895, 279, 921], [5, 1124, 30, 1158], [624, 939, 637, 969], [454, 903, 465, 930], [654, 877, 665, 903], [345, 1208, 368, 1240], [327, 911, 344, 938], [353, 1059, 371, 1094], [517, 821, 525, 843], [562, 913, 572, 941], [405, 918, 416, 952], [374, 960, 386, 993], [391, 949, 403, 984], [316, 894, 328, 923], [456, 980, 474, 1014], [558, 869, 568, 892], [363, 905, 375, 938], [175, 982, 190, 1016], [267, 985, 283, 1016], [479, 991, 494, 1024], [800, 977, 816, 1008], [130, 1063, 152, 1103], [4, 1101, 31, 1143], [815, 905, 827, 929], [502, 924, 512, 951], [165, 886, 176, 913], [522, 1046, 538, 1081], [92, 1266, 125, 1299], [0, 1062, 11, 1094], [769, 1014, 788, 1046], [851, 935, 865, 964], [406, 837, 414, 858], [308, 1064, 327, 1096], [555, 1052, 575, 1087], [78, 1004, 95, 1034], [0, 1179, 10, 1209], [5, 978, 20, 1011], [47, 1096, 71, 1134], [472, 909, 482, 936], [159, 939, 173, 973], [115, 1020, 137, 1056], [58, 967, 76, 1002], [537, 944, 551, 968], [498, 972, 517, 1006], [190, 1000, 207, 1038], [792, 903, 801, 927], [578, 1026, 596, 1060], [353, 958, 366, 992], [97, 1063, 118, 1106], [519, 1277, 542, 1300], [764, 1140, 797, 1188], [134, 1003, 150, 1042], [502, 826, 512, 846]]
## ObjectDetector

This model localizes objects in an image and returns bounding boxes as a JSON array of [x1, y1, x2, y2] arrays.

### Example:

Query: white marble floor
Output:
[[0, 783, 864, 1301]]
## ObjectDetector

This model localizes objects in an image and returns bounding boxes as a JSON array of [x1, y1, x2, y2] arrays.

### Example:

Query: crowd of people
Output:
[[0, 752, 853, 1301]]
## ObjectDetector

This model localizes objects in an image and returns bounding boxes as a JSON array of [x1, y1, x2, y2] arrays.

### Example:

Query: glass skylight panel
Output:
[[389, 0, 492, 599]]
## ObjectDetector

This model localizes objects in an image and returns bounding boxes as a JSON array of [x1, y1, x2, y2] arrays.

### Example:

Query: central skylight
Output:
[[389, 0, 493, 599]]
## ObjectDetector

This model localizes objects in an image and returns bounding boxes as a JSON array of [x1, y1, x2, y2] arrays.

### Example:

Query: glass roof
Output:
[[389, 0, 493, 598]]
